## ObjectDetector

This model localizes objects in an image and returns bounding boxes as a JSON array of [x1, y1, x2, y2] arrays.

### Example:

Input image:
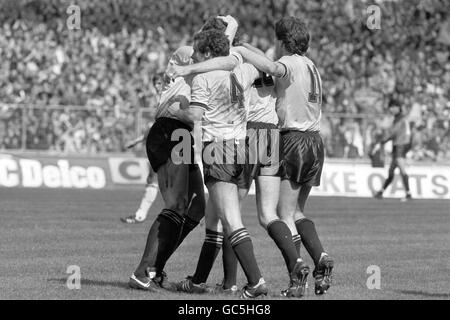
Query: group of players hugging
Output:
[[126, 15, 334, 299]]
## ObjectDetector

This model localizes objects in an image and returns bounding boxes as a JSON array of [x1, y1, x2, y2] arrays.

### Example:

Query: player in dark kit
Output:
[[234, 17, 334, 295], [128, 46, 206, 291], [121, 74, 164, 224], [374, 98, 412, 201]]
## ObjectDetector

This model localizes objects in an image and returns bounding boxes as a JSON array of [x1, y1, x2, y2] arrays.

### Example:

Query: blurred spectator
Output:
[[0, 0, 448, 157]]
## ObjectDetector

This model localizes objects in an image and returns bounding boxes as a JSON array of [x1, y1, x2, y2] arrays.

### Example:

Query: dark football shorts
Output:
[[280, 130, 324, 187], [244, 122, 281, 183], [202, 139, 249, 189], [392, 144, 411, 159], [146, 117, 195, 172]]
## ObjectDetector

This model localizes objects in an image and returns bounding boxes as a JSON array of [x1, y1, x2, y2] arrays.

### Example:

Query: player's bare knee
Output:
[[294, 210, 306, 221], [257, 211, 277, 229]]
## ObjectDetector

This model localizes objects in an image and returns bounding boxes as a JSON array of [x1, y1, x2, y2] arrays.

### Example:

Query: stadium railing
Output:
[[1, 103, 448, 161]]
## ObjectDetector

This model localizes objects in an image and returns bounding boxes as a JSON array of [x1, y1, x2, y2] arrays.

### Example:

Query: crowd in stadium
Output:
[[0, 0, 449, 160]]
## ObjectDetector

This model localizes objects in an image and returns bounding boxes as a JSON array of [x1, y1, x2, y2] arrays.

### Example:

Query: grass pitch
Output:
[[0, 188, 449, 300]]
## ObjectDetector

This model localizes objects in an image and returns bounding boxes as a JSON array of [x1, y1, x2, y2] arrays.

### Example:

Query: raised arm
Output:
[[219, 15, 238, 46], [233, 46, 285, 78]]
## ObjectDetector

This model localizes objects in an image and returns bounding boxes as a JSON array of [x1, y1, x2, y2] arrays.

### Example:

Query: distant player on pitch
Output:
[[374, 97, 413, 201]]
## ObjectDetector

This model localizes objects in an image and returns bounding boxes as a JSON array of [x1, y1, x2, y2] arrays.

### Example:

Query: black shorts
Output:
[[280, 130, 324, 186], [393, 144, 411, 159], [146, 117, 194, 172], [202, 139, 248, 189], [244, 122, 281, 183]]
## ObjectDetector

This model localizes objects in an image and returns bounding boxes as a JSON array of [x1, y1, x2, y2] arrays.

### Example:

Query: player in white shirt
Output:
[[170, 39, 310, 298], [128, 16, 245, 292], [175, 29, 269, 299], [233, 17, 334, 296]]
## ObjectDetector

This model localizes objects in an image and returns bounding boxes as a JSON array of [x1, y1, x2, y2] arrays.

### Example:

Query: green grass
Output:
[[0, 188, 449, 300]]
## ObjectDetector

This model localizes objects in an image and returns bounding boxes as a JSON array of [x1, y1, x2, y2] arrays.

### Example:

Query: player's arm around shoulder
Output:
[[233, 46, 286, 78], [167, 54, 240, 79]]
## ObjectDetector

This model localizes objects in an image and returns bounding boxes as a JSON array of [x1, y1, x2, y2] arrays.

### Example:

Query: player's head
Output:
[[169, 46, 194, 67], [388, 98, 402, 115], [274, 17, 310, 58], [192, 29, 230, 63], [201, 17, 242, 46], [152, 72, 164, 95]]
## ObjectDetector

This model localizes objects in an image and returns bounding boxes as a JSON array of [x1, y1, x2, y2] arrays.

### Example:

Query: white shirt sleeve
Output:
[[276, 55, 293, 79], [230, 48, 244, 65], [239, 63, 260, 90], [190, 74, 209, 110]]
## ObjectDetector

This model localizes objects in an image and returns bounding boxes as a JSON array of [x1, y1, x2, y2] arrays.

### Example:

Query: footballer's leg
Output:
[[256, 175, 307, 298], [294, 185, 334, 295], [152, 165, 206, 290], [215, 187, 248, 294], [176, 164, 206, 246], [375, 158, 396, 199], [208, 180, 267, 299], [277, 179, 310, 297], [177, 198, 222, 294], [396, 157, 412, 200], [132, 160, 189, 284]]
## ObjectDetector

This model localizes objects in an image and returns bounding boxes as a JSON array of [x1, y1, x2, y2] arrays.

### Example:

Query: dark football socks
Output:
[[222, 235, 238, 289], [176, 215, 200, 248], [153, 209, 187, 273], [295, 218, 325, 266], [229, 228, 262, 287], [191, 229, 223, 284], [292, 234, 302, 256], [401, 173, 410, 193], [382, 172, 395, 190], [135, 209, 184, 278], [267, 220, 299, 274]]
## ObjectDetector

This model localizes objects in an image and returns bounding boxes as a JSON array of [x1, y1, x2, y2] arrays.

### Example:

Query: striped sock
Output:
[[229, 228, 261, 287], [267, 219, 299, 274], [136, 209, 184, 277], [296, 218, 324, 266], [154, 209, 185, 273], [222, 235, 238, 290], [192, 229, 223, 284], [292, 234, 302, 255]]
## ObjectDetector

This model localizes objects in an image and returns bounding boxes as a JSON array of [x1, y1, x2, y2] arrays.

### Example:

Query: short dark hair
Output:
[[152, 72, 164, 84], [193, 29, 230, 58], [201, 17, 242, 46], [275, 17, 310, 55]]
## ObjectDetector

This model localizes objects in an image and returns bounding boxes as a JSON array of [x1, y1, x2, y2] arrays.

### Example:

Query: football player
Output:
[[128, 16, 242, 291], [374, 97, 412, 201], [170, 41, 310, 297], [233, 17, 334, 295], [175, 29, 268, 299]]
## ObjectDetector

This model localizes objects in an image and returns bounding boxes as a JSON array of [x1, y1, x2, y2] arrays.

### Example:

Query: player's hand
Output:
[[218, 15, 238, 28], [166, 63, 186, 79]]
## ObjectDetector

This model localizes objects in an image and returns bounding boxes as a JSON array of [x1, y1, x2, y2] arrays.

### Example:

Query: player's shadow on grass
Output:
[[47, 278, 128, 289], [395, 290, 450, 298]]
